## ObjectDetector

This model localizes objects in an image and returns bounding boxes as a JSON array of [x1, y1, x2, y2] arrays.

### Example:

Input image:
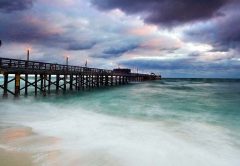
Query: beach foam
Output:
[[0, 99, 239, 166]]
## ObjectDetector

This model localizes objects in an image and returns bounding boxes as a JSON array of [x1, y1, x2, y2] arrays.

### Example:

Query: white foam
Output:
[[0, 100, 240, 166]]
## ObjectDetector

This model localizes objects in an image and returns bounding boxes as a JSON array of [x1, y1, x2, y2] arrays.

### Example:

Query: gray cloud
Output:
[[103, 44, 138, 55], [0, 14, 96, 51], [92, 0, 228, 26], [66, 41, 97, 51], [0, 14, 58, 43], [120, 58, 240, 78], [120, 58, 240, 70], [0, 0, 34, 13]]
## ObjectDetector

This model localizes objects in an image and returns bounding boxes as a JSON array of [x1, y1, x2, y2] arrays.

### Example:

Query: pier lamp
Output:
[[27, 48, 30, 61], [66, 56, 69, 66]]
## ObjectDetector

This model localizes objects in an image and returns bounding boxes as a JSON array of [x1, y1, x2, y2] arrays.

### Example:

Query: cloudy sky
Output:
[[0, 0, 239, 78]]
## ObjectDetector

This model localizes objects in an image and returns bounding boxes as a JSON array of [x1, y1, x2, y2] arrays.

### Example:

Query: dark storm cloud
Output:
[[0, 0, 34, 12], [184, 7, 240, 52], [92, 0, 228, 26]]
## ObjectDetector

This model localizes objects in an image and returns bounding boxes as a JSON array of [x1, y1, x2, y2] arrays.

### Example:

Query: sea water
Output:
[[0, 78, 240, 166]]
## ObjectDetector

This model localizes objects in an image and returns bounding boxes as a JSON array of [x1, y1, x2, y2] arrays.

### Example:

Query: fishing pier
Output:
[[0, 57, 160, 97]]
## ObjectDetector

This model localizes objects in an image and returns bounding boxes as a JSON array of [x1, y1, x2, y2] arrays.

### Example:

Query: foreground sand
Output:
[[0, 125, 60, 166]]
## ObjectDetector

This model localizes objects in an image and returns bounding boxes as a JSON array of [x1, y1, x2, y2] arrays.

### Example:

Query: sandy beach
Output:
[[0, 125, 61, 166]]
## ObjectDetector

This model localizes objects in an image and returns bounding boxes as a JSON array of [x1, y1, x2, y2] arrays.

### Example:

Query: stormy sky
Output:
[[0, 0, 239, 78]]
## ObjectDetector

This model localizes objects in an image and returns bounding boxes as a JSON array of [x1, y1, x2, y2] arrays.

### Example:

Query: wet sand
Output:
[[0, 126, 34, 166], [0, 148, 32, 166], [0, 125, 60, 166]]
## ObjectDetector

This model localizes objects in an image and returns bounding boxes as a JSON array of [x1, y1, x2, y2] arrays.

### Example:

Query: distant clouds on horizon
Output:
[[0, 0, 240, 78]]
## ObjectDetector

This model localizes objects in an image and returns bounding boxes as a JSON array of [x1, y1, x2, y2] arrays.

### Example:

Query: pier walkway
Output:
[[0, 57, 160, 97]]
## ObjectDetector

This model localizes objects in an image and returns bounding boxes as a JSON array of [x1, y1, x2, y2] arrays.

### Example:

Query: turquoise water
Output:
[[0, 78, 240, 165]]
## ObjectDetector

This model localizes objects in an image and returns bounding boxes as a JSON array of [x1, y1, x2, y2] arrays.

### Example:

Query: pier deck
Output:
[[0, 57, 160, 97]]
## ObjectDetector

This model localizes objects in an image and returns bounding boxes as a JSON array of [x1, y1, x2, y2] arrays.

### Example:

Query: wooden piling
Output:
[[35, 74, 38, 96], [3, 73, 8, 97], [25, 74, 28, 96], [15, 73, 20, 97], [48, 74, 51, 94], [63, 75, 67, 92], [70, 74, 73, 90], [56, 74, 60, 93]]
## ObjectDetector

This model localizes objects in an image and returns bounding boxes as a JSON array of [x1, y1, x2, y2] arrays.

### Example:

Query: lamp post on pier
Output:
[[27, 49, 30, 61], [66, 56, 69, 66]]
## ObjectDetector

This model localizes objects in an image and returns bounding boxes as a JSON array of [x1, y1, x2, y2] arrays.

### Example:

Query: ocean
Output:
[[0, 78, 240, 166]]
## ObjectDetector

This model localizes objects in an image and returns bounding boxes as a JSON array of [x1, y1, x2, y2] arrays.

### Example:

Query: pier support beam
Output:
[[115, 76, 118, 85], [43, 74, 47, 96], [111, 75, 113, 86], [119, 76, 122, 85], [70, 74, 73, 90], [100, 74, 103, 86], [3, 73, 8, 98], [25, 74, 28, 96], [56, 74, 60, 94], [15, 73, 20, 97], [75, 75, 78, 90], [105, 75, 108, 86], [40, 74, 44, 93], [35, 74, 38, 96], [48, 75, 51, 94], [63, 75, 67, 92], [91, 75, 94, 88], [97, 75, 99, 87]]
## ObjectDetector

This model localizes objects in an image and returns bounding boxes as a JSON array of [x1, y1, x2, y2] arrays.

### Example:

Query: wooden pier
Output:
[[0, 57, 160, 97]]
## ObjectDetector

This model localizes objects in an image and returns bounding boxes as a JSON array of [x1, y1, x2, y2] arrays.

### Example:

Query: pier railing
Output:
[[0, 57, 113, 75], [0, 57, 160, 97]]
